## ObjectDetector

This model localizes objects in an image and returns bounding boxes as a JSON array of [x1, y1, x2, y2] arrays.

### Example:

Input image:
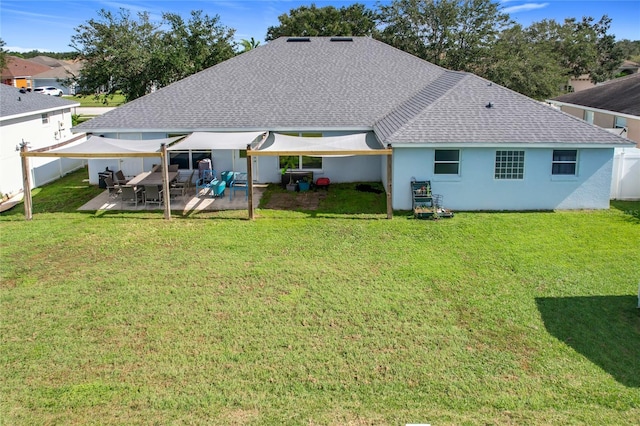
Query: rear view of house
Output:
[[73, 37, 634, 211]]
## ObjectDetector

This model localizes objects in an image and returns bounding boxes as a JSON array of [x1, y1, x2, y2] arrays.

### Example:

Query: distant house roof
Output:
[[28, 56, 84, 79], [552, 73, 640, 117], [75, 37, 629, 146], [0, 84, 79, 120], [1, 56, 50, 79]]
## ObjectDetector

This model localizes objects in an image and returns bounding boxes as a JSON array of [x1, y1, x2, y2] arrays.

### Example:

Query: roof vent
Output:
[[486, 102, 493, 108], [330, 37, 353, 42], [287, 37, 310, 42]]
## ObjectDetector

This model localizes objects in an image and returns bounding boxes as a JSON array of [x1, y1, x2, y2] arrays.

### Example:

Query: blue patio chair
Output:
[[230, 172, 249, 201], [195, 170, 216, 197]]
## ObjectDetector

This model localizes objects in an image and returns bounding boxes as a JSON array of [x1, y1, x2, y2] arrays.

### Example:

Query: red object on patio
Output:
[[315, 177, 330, 189]]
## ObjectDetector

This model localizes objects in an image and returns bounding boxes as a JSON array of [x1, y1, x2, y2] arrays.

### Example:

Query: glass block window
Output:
[[495, 150, 525, 179], [434, 149, 460, 174], [552, 150, 577, 175]]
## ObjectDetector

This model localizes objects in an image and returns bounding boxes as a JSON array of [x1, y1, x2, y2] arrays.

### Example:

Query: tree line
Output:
[[1, 1, 639, 102]]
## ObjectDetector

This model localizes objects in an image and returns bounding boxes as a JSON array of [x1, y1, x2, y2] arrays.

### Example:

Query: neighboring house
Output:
[[1, 56, 50, 90], [0, 84, 84, 199], [1, 56, 83, 95], [29, 56, 83, 95], [73, 37, 633, 211], [567, 60, 639, 93], [549, 73, 640, 147]]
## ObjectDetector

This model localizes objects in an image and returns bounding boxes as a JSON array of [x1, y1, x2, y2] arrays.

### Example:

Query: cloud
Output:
[[502, 2, 549, 14]]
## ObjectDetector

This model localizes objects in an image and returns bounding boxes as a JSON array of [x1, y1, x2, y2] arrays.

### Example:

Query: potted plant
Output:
[[298, 175, 311, 192], [280, 157, 298, 191]]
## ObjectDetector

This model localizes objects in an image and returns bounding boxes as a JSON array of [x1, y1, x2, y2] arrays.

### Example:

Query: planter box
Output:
[[298, 181, 310, 192]]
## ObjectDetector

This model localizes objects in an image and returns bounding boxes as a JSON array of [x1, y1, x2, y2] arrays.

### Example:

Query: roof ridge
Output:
[[374, 71, 468, 142]]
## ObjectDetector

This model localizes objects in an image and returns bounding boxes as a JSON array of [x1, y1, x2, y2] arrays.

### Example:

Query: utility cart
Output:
[[411, 180, 454, 219]]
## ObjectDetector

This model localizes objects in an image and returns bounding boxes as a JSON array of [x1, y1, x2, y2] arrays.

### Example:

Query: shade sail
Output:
[[253, 132, 388, 156], [168, 131, 266, 151], [28, 135, 184, 158]]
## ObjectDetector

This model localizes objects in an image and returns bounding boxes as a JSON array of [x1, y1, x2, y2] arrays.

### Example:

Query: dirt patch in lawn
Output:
[[264, 191, 328, 210]]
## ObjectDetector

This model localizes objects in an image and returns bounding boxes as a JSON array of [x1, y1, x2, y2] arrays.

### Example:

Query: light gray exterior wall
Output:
[[393, 147, 614, 210]]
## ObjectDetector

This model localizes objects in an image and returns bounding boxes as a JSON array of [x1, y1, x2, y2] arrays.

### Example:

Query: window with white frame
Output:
[[41, 113, 49, 124], [583, 110, 594, 124], [552, 150, 577, 175], [434, 149, 460, 175], [614, 116, 627, 129], [495, 150, 525, 179], [278, 132, 323, 170]]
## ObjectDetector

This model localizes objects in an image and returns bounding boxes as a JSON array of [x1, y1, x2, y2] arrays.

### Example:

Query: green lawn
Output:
[[1, 170, 639, 425], [67, 93, 126, 107]]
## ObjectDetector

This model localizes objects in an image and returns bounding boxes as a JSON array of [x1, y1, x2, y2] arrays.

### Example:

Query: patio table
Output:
[[127, 171, 178, 187]]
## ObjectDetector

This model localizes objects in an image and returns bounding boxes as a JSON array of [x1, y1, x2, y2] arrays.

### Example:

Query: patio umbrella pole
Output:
[[161, 143, 171, 220], [20, 141, 33, 221]]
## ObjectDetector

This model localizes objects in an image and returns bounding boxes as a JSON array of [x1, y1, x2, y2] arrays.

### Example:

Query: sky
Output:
[[0, 0, 639, 53]]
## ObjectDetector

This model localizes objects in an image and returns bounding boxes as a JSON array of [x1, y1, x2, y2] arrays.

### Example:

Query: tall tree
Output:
[[70, 8, 158, 101], [70, 8, 235, 101], [377, 0, 510, 71], [0, 38, 7, 72], [151, 10, 235, 87], [481, 24, 567, 100], [266, 3, 377, 40]]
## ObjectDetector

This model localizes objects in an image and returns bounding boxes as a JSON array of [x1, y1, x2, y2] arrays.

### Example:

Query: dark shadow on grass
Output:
[[610, 200, 640, 223], [536, 295, 640, 387]]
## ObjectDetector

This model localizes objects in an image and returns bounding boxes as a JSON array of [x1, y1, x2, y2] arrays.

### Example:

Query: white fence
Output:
[[611, 147, 640, 200]]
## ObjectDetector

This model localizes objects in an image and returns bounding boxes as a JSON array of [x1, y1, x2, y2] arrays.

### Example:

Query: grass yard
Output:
[[1, 169, 639, 425], [66, 93, 126, 107]]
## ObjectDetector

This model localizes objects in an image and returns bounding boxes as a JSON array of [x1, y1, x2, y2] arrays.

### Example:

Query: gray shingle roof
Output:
[[552, 73, 640, 117], [0, 84, 79, 119], [75, 37, 630, 146]]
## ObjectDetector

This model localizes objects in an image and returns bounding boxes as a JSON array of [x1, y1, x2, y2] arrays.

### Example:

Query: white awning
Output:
[[252, 132, 389, 157], [168, 131, 266, 151], [27, 135, 183, 158]]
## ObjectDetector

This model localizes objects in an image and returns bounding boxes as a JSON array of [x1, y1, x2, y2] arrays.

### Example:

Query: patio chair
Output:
[[104, 177, 121, 197], [230, 172, 249, 201], [170, 170, 193, 199], [120, 185, 143, 207], [144, 185, 163, 206], [115, 170, 129, 185], [195, 170, 216, 197]]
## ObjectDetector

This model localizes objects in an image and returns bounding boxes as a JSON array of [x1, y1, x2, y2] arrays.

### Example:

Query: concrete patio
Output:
[[78, 186, 266, 213]]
